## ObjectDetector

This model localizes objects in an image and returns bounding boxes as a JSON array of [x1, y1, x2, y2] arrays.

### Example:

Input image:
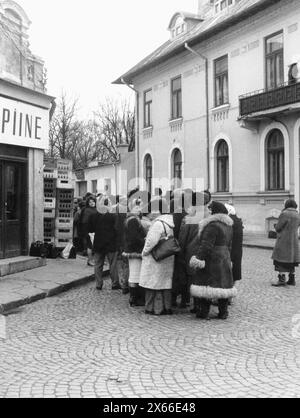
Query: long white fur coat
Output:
[[139, 215, 175, 290]]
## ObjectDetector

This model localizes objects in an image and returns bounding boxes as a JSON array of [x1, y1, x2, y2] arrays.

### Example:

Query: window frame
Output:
[[171, 76, 182, 120], [266, 129, 285, 191], [214, 55, 229, 107], [145, 154, 153, 194], [265, 30, 284, 91], [91, 180, 97, 195], [172, 149, 183, 189], [143, 89, 153, 129], [216, 140, 229, 193]]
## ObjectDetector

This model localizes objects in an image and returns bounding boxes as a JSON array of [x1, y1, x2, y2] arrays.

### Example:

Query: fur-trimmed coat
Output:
[[190, 214, 237, 300], [272, 208, 300, 264], [139, 215, 175, 291], [173, 214, 204, 293]]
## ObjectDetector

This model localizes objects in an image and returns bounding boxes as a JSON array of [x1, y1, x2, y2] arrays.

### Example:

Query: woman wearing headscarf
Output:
[[189, 201, 236, 320], [272, 199, 300, 287], [139, 198, 175, 316], [225, 204, 244, 284]]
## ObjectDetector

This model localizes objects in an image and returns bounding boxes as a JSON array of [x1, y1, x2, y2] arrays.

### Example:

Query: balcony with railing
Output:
[[239, 79, 300, 118]]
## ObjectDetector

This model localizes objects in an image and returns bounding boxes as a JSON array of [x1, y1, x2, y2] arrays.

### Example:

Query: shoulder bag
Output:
[[151, 221, 181, 262]]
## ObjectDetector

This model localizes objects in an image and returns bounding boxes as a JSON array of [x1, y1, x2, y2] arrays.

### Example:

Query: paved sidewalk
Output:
[[243, 234, 275, 250], [0, 257, 107, 314], [0, 247, 299, 398]]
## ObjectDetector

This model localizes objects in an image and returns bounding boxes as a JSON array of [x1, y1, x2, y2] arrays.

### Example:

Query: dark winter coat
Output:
[[190, 214, 237, 300], [173, 212, 187, 239], [80, 206, 97, 237], [112, 204, 128, 253], [88, 212, 117, 254], [230, 214, 244, 282], [123, 215, 146, 258], [272, 208, 300, 264]]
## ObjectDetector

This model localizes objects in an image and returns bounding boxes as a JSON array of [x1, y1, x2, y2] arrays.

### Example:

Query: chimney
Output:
[[198, 0, 214, 17]]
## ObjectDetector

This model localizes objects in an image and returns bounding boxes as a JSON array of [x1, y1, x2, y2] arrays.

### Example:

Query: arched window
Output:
[[266, 129, 285, 191], [172, 149, 182, 189], [217, 140, 229, 192], [144, 155, 153, 194]]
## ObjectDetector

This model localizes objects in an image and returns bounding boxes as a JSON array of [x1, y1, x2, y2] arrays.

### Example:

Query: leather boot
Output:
[[129, 287, 138, 307], [272, 274, 287, 287], [136, 286, 145, 307], [218, 299, 229, 320], [287, 273, 296, 286], [190, 297, 199, 314], [196, 299, 211, 319]]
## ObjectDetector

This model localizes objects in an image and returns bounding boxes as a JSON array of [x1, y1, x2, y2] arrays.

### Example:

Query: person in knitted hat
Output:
[[189, 201, 236, 320], [209, 201, 228, 215]]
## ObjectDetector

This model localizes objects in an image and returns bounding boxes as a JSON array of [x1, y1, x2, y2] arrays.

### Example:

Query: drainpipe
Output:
[[49, 99, 57, 121], [184, 43, 210, 190], [121, 78, 140, 188]]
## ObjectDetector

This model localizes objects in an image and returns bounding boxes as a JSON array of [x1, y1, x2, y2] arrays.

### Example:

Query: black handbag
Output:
[[151, 221, 181, 262], [29, 241, 48, 258]]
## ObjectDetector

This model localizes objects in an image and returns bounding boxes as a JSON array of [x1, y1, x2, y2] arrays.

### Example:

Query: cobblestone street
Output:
[[0, 248, 300, 398]]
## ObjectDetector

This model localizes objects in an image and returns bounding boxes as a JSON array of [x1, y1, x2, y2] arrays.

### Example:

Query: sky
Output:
[[17, 0, 198, 119]]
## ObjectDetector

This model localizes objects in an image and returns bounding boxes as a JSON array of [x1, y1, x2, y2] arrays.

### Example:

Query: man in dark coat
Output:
[[225, 204, 244, 283], [190, 201, 236, 320], [88, 197, 121, 290]]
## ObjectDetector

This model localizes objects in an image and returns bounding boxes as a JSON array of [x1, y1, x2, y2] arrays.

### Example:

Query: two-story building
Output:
[[0, 0, 55, 259], [114, 0, 300, 233]]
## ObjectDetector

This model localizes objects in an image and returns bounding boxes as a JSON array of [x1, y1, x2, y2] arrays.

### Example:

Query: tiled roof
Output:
[[113, 0, 280, 85]]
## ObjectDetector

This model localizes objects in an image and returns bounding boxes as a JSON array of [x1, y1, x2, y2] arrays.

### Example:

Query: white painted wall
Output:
[[132, 0, 300, 231]]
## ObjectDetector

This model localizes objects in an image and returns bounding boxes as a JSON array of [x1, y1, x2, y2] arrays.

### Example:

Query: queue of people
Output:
[[73, 189, 300, 321]]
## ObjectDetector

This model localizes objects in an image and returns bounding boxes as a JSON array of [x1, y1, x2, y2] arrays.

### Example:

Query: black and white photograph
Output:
[[0, 0, 300, 401]]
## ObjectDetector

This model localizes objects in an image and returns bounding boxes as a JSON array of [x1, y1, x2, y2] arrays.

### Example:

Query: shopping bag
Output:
[[61, 242, 73, 260]]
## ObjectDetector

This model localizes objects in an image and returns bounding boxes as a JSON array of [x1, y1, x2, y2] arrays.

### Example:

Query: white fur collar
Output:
[[198, 213, 233, 238]]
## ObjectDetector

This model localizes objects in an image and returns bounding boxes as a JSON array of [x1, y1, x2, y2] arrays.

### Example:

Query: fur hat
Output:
[[209, 201, 228, 215]]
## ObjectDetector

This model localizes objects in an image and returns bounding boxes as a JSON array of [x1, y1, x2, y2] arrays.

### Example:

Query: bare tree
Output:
[[47, 94, 135, 170], [93, 98, 135, 162], [48, 91, 80, 160]]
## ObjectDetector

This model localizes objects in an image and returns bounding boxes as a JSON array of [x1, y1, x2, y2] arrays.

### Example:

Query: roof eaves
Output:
[[113, 0, 281, 85]]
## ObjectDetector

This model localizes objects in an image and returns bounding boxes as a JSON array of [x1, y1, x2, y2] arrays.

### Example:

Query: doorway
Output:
[[0, 161, 27, 259]]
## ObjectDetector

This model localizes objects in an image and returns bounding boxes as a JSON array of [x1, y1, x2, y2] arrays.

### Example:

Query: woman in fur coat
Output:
[[272, 199, 300, 287], [173, 192, 210, 308], [189, 201, 237, 320], [139, 199, 175, 316]]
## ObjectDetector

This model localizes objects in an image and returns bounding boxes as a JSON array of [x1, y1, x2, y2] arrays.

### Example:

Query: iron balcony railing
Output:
[[239, 79, 300, 117]]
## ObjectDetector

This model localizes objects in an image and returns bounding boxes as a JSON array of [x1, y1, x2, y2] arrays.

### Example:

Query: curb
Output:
[[0, 270, 110, 315], [243, 243, 274, 250]]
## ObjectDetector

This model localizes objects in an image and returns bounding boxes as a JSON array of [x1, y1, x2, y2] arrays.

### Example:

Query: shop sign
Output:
[[0, 97, 49, 150]]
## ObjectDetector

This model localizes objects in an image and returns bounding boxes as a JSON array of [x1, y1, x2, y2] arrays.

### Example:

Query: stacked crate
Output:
[[43, 159, 57, 243], [55, 188, 74, 248], [43, 158, 74, 248]]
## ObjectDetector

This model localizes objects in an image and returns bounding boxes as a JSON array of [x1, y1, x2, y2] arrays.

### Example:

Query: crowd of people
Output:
[[72, 189, 300, 321]]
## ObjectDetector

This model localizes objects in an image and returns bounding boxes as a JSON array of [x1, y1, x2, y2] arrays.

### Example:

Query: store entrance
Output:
[[0, 161, 27, 259]]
